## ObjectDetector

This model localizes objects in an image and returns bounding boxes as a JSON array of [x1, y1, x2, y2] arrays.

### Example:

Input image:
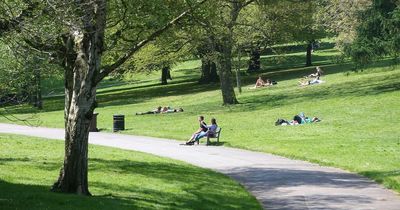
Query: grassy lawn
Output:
[[1, 44, 400, 193], [0, 134, 261, 210]]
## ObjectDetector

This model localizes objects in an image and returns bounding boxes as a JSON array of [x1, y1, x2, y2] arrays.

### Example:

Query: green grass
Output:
[[0, 134, 261, 210], [1, 47, 400, 194]]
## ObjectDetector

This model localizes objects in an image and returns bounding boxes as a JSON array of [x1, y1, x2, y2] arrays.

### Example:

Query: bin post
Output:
[[89, 112, 99, 132]]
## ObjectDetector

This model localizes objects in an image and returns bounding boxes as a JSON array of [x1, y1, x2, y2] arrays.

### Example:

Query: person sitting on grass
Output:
[[135, 106, 162, 115], [307, 66, 323, 80], [186, 116, 208, 145], [254, 76, 266, 88], [299, 67, 325, 86], [251, 76, 274, 89]]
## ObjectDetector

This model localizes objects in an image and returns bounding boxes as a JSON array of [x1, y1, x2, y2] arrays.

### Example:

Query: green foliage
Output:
[[348, 1, 400, 66], [0, 134, 261, 209]]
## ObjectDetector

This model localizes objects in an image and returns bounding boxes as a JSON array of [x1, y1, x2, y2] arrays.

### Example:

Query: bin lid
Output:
[[113, 114, 125, 117]]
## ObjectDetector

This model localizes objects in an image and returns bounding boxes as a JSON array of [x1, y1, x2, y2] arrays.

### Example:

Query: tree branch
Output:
[[95, 0, 209, 84], [0, 0, 38, 36]]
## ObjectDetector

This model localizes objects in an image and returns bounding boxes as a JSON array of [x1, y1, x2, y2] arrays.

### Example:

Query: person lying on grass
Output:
[[135, 106, 162, 115], [160, 106, 184, 113], [136, 106, 183, 115], [275, 112, 321, 126], [186, 116, 208, 145], [299, 75, 325, 86], [186, 117, 219, 145]]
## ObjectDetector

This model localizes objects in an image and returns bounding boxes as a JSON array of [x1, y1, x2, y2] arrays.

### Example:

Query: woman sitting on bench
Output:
[[186, 117, 218, 145]]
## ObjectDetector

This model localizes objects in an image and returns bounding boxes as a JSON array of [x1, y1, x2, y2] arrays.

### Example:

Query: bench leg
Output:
[[206, 137, 210, 146]]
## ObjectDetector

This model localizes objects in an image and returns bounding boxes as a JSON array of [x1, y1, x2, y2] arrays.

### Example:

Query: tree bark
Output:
[[214, 1, 241, 105], [34, 67, 42, 109], [247, 47, 260, 72], [161, 66, 170, 85], [52, 0, 106, 195], [306, 41, 313, 66], [217, 42, 238, 105], [199, 57, 219, 83]]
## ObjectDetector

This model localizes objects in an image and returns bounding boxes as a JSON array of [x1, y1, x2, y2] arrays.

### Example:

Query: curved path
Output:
[[0, 123, 399, 210]]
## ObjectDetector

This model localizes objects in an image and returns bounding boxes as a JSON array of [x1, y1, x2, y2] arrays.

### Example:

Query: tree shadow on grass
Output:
[[0, 158, 261, 210], [0, 179, 139, 210]]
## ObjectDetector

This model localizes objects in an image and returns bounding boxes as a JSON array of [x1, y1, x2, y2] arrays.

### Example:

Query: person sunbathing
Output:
[[307, 66, 323, 80], [161, 107, 184, 113], [136, 106, 183, 115], [252, 76, 273, 89], [135, 106, 162, 115]]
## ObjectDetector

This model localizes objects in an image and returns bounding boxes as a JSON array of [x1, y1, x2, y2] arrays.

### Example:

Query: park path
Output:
[[0, 123, 399, 210]]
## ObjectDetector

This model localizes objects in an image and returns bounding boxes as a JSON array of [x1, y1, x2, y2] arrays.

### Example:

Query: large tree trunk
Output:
[[161, 66, 171, 85], [199, 57, 219, 83], [306, 41, 313, 66], [247, 47, 260, 72], [215, 1, 240, 105], [52, 0, 106, 195]]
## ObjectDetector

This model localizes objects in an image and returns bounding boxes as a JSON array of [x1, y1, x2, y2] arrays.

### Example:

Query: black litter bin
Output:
[[113, 114, 125, 132]]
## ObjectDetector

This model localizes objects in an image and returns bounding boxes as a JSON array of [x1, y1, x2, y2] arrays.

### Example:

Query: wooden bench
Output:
[[205, 127, 222, 145]]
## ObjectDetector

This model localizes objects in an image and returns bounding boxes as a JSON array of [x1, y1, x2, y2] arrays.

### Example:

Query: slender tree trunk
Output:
[[52, 0, 106, 195], [34, 67, 42, 109], [306, 41, 313, 66], [236, 48, 242, 93]]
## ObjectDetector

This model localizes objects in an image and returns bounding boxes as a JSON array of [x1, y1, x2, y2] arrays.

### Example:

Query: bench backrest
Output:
[[214, 127, 221, 137]]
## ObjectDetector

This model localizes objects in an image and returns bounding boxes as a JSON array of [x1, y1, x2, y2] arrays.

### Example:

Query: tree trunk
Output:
[[217, 42, 238, 105], [34, 67, 42, 109], [215, 1, 240, 105], [52, 0, 106, 195], [236, 49, 242, 93], [306, 41, 313, 66], [161, 66, 169, 85], [199, 57, 219, 84], [247, 47, 260, 72]]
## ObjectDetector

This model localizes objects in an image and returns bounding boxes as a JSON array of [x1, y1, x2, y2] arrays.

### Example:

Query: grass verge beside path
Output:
[[0, 134, 261, 210]]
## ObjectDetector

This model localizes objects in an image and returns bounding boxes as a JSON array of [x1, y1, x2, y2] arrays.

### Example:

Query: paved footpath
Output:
[[0, 123, 399, 210]]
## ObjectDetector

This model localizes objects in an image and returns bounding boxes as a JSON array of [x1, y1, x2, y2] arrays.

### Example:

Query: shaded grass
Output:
[[1, 48, 400, 193], [0, 134, 261, 210]]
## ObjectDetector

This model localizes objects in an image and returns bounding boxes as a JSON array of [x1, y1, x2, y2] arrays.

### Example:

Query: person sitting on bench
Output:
[[187, 117, 218, 145], [207, 118, 218, 137], [186, 116, 208, 145]]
